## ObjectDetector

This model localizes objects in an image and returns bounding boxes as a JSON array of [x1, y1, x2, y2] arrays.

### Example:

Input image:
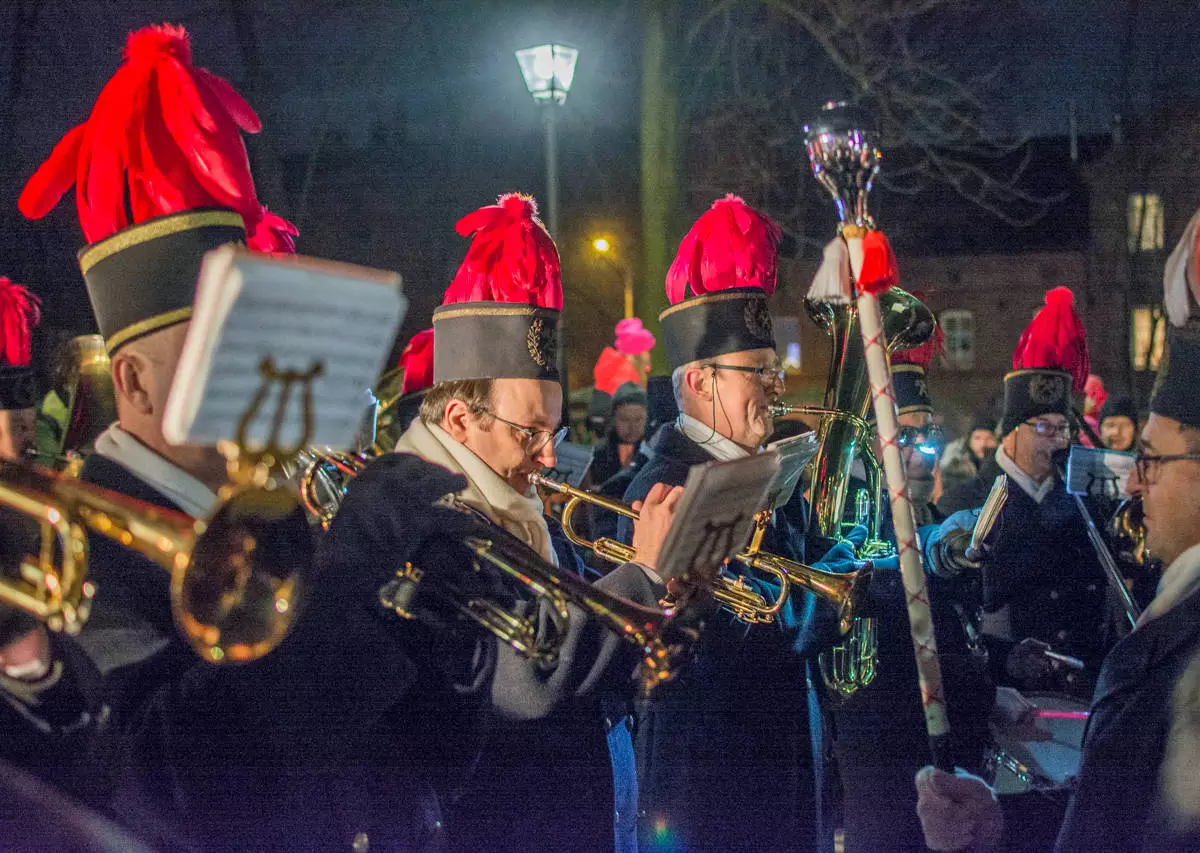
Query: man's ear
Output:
[[442, 398, 472, 441], [684, 365, 713, 403], [111, 352, 154, 416]]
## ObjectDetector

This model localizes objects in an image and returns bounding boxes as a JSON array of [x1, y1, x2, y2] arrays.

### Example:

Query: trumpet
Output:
[[0, 461, 311, 663], [1109, 496, 1150, 569], [378, 524, 692, 693], [531, 473, 871, 633]]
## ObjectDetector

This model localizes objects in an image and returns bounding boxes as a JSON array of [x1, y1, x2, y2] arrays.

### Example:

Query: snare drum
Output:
[[987, 692, 1089, 794]]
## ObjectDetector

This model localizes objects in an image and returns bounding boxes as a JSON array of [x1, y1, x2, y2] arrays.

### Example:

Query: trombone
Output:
[[378, 523, 693, 693], [0, 461, 310, 663], [530, 473, 871, 634]]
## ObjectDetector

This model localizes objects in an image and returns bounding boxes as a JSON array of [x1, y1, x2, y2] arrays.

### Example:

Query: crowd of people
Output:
[[3, 21, 1200, 853]]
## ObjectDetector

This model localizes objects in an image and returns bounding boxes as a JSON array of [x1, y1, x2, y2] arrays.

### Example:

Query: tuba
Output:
[[532, 473, 872, 633], [0, 461, 311, 662], [800, 102, 937, 697]]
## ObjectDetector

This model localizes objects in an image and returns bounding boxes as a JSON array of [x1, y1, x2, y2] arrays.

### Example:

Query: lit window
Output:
[[1130, 306, 1165, 371], [774, 316, 801, 370], [939, 309, 974, 370], [1127, 193, 1165, 252]]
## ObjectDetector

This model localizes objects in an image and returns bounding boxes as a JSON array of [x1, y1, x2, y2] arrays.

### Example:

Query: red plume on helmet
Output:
[[398, 328, 434, 395], [0, 277, 42, 368], [665, 194, 781, 304], [442, 193, 562, 309], [18, 22, 296, 251], [892, 292, 944, 369], [1012, 286, 1090, 395]]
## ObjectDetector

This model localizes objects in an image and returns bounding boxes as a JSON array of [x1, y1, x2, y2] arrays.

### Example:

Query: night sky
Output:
[[2, 0, 1197, 372]]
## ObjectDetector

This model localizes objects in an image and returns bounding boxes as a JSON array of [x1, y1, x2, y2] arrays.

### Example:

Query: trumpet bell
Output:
[[179, 487, 313, 663]]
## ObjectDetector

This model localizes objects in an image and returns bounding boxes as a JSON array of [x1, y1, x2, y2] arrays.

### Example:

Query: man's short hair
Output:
[[671, 362, 700, 406], [419, 378, 494, 425]]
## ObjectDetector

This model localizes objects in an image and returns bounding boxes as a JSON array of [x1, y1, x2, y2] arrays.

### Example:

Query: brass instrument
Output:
[[294, 447, 372, 529], [378, 526, 692, 693], [1109, 496, 1150, 569], [0, 461, 310, 662], [531, 473, 871, 633], [777, 288, 935, 696], [59, 335, 117, 458]]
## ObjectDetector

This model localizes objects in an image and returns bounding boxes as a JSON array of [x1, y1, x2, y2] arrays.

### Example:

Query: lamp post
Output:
[[592, 236, 635, 319], [516, 44, 578, 402]]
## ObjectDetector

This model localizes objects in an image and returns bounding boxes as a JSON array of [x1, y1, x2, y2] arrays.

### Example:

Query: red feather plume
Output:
[[247, 205, 299, 255], [18, 23, 296, 249], [1012, 286, 1090, 394], [665, 194, 781, 305], [0, 277, 42, 368], [442, 193, 562, 309], [398, 328, 434, 395]]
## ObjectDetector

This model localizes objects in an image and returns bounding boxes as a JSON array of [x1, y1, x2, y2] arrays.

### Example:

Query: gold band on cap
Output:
[[79, 210, 245, 275], [658, 289, 763, 321], [105, 307, 193, 354], [433, 304, 550, 321]]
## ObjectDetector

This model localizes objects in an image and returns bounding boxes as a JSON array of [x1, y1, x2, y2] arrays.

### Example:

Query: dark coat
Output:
[[938, 457, 1113, 697], [994, 588, 1200, 853], [617, 423, 832, 853]]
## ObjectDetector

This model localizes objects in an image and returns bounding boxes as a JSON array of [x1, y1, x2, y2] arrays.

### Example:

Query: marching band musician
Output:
[[930, 287, 1114, 700], [371, 191, 681, 853], [832, 326, 997, 853], [915, 225, 1200, 853], [616, 195, 861, 853], [0, 276, 105, 806]]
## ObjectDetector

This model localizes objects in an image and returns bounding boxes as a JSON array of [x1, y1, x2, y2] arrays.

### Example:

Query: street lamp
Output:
[[591, 236, 634, 319], [516, 43, 578, 400]]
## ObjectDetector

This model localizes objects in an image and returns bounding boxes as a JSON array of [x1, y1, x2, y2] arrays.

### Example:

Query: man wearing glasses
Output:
[[932, 288, 1111, 702], [384, 194, 681, 853], [617, 196, 858, 853], [915, 308, 1200, 851]]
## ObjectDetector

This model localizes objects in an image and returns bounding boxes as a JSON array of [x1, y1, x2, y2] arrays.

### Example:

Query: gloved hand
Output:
[[914, 766, 1004, 851], [926, 509, 985, 579]]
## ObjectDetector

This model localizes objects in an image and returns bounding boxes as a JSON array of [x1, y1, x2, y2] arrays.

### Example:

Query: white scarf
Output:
[[994, 444, 1055, 505], [1138, 543, 1200, 628], [676, 413, 753, 462], [392, 418, 557, 564], [93, 425, 218, 518]]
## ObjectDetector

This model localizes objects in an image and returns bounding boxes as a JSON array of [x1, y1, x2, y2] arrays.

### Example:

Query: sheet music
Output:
[[656, 452, 781, 583], [1065, 445, 1136, 498], [163, 246, 407, 450], [543, 442, 593, 488], [764, 432, 820, 511]]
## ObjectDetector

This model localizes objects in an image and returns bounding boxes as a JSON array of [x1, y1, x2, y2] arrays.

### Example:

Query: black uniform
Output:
[[618, 423, 837, 853], [937, 457, 1113, 697]]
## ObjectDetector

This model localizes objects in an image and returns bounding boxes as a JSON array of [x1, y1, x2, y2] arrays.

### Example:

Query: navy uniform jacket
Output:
[[994, 587, 1200, 852], [618, 423, 833, 853], [938, 457, 1112, 697]]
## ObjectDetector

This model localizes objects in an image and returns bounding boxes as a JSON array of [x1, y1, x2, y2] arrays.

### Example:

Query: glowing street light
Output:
[[591, 236, 634, 319], [516, 43, 579, 401]]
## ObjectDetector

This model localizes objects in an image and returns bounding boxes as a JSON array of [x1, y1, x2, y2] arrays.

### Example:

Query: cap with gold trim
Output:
[[659, 195, 781, 370], [18, 23, 296, 354], [890, 294, 943, 416], [0, 277, 42, 410], [1000, 287, 1089, 436], [432, 194, 562, 383]]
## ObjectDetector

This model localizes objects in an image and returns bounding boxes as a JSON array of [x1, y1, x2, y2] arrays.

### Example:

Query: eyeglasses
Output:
[[1133, 452, 1200, 484], [479, 409, 568, 454], [896, 424, 945, 455], [703, 363, 786, 388], [1023, 420, 1072, 439]]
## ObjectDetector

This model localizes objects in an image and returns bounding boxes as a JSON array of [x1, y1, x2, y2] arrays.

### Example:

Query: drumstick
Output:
[[1043, 649, 1086, 670], [1033, 708, 1090, 721]]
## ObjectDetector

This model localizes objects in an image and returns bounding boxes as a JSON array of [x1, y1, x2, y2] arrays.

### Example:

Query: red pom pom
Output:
[[857, 230, 899, 295], [443, 193, 562, 309], [593, 347, 641, 395], [20, 22, 269, 244], [0, 277, 42, 368], [666, 195, 781, 304], [398, 328, 434, 395], [1012, 286, 1090, 394]]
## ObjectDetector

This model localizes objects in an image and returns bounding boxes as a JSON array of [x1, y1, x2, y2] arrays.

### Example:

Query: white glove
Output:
[[915, 766, 1004, 852]]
